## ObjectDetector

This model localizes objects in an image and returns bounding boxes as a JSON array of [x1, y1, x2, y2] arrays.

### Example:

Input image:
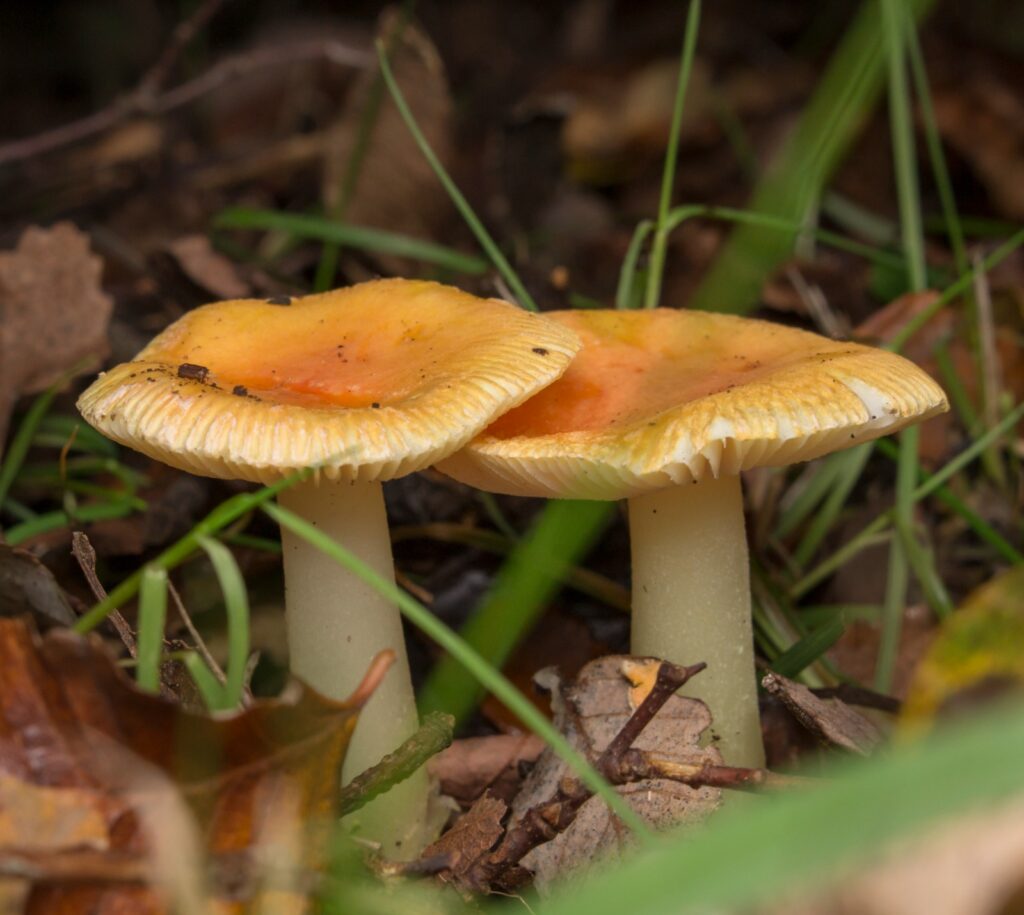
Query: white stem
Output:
[[628, 475, 765, 768], [278, 478, 432, 858]]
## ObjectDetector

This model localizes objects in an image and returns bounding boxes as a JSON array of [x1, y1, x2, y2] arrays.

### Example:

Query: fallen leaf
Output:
[[321, 9, 454, 277], [428, 734, 545, 808], [0, 772, 108, 853], [0, 545, 77, 630], [0, 617, 366, 912], [150, 235, 251, 305], [0, 223, 113, 445], [932, 75, 1024, 220], [421, 794, 507, 883], [902, 564, 1024, 733], [761, 672, 883, 756], [507, 656, 721, 891]]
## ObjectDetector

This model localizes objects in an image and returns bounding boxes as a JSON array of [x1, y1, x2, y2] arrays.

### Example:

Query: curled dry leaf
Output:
[[902, 564, 1024, 733], [761, 672, 883, 757], [0, 223, 113, 444], [428, 733, 545, 808], [0, 545, 77, 630], [0, 617, 367, 913], [508, 656, 721, 892]]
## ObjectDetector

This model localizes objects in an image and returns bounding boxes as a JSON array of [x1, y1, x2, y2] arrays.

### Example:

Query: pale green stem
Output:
[[629, 475, 765, 768], [277, 478, 431, 859]]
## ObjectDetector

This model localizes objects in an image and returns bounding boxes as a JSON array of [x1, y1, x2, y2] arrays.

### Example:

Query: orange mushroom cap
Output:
[[78, 279, 581, 483], [438, 308, 948, 499]]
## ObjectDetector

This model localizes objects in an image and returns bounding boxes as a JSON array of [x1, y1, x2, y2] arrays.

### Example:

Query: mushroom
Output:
[[438, 308, 947, 767], [77, 278, 580, 855]]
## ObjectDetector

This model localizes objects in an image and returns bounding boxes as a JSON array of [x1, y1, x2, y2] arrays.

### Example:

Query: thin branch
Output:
[[0, 38, 370, 168], [70, 531, 137, 657]]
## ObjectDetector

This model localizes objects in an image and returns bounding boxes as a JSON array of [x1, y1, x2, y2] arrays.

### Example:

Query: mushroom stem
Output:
[[278, 478, 432, 858], [628, 475, 765, 768]]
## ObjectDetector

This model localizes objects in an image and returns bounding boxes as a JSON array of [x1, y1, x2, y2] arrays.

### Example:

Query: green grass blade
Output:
[[196, 535, 251, 710], [262, 500, 650, 838], [888, 227, 1024, 351], [4, 501, 140, 547], [881, 0, 926, 291], [418, 500, 615, 725], [544, 698, 1024, 915], [0, 387, 59, 518], [792, 445, 873, 566], [616, 219, 653, 309], [376, 42, 538, 311], [74, 469, 312, 634], [644, 0, 702, 309], [216, 208, 487, 275], [689, 0, 936, 313], [793, 401, 1024, 597], [770, 617, 845, 678], [136, 566, 168, 694], [182, 651, 230, 711]]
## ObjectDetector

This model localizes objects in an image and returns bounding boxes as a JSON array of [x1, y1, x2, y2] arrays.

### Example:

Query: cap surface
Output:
[[78, 279, 581, 483], [437, 308, 948, 499]]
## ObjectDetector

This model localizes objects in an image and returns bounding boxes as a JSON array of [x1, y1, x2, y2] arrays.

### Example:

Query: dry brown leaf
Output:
[[508, 656, 721, 891], [428, 734, 545, 808], [932, 77, 1024, 220], [0, 545, 77, 630], [321, 9, 454, 277], [421, 794, 507, 882], [761, 672, 883, 756], [154, 235, 251, 303], [0, 617, 365, 913], [0, 223, 113, 445]]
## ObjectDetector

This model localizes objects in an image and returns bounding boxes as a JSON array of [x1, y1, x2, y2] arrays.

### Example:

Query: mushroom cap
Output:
[[77, 279, 581, 484], [437, 308, 948, 499]]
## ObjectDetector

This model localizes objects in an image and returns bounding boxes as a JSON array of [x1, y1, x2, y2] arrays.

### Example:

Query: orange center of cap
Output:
[[486, 309, 841, 437], [142, 284, 494, 409]]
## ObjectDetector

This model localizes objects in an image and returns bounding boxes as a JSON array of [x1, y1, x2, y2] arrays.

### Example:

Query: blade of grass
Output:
[[262, 500, 650, 838], [545, 696, 1024, 915], [418, 500, 615, 725], [182, 651, 231, 711], [196, 535, 251, 710], [615, 219, 653, 309], [5, 500, 141, 547], [888, 227, 1024, 351], [689, 0, 936, 313], [792, 400, 1024, 597], [391, 522, 631, 611], [792, 444, 873, 566], [74, 469, 312, 633], [136, 566, 168, 694], [644, 0, 702, 309], [216, 208, 487, 275], [876, 437, 1023, 564], [377, 42, 538, 311], [0, 387, 59, 517], [770, 617, 845, 678], [775, 461, 844, 540]]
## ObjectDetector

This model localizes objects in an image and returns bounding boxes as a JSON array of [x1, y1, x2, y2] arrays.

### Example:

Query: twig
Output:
[[166, 578, 229, 690], [0, 35, 370, 167], [621, 752, 811, 791], [466, 660, 704, 890], [137, 0, 230, 102], [70, 532, 137, 657], [340, 711, 455, 816]]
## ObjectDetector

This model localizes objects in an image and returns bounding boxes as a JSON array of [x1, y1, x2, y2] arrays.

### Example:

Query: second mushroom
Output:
[[439, 308, 947, 768]]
